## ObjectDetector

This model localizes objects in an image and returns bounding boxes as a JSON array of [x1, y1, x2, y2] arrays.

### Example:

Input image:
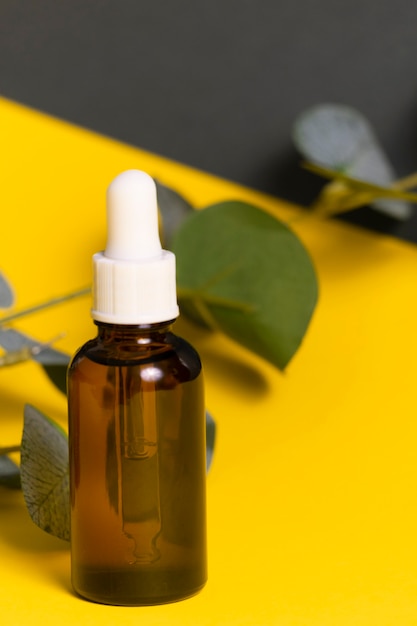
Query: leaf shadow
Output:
[[174, 318, 272, 399], [0, 488, 72, 593], [0, 383, 28, 420], [0, 487, 68, 553], [201, 347, 270, 397], [0, 489, 73, 597]]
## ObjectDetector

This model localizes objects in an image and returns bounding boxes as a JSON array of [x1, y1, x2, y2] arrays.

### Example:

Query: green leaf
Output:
[[0, 454, 21, 489], [20, 404, 70, 541], [40, 364, 68, 395], [293, 103, 412, 219], [0, 272, 14, 309], [0, 328, 69, 393], [172, 201, 318, 370], [155, 179, 194, 248]]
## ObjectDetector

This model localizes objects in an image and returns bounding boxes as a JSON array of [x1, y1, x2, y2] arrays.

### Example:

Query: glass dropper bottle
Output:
[[68, 170, 207, 605]]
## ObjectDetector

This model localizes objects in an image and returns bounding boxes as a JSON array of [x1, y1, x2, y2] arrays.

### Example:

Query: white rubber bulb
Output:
[[105, 170, 161, 261]]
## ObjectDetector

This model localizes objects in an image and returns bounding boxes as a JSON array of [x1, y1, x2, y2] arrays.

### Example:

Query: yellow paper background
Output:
[[1, 97, 417, 624]]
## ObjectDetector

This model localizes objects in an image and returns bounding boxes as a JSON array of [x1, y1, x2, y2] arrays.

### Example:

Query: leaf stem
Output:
[[303, 162, 417, 203], [0, 286, 91, 325], [393, 172, 417, 191], [0, 445, 21, 455]]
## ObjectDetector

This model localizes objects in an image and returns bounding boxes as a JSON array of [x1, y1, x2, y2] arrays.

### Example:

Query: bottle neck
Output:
[[95, 320, 175, 342]]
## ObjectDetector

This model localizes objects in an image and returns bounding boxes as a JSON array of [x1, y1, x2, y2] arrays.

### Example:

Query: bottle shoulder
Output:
[[69, 331, 202, 383]]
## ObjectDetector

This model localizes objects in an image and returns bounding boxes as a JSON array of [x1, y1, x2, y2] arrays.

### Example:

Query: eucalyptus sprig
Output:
[[0, 275, 80, 489], [303, 162, 417, 218], [293, 103, 417, 220]]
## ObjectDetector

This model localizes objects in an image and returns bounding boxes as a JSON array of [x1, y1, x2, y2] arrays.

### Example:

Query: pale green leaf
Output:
[[20, 404, 70, 541], [172, 201, 318, 370], [0, 272, 14, 309], [293, 103, 412, 219], [0, 454, 21, 489]]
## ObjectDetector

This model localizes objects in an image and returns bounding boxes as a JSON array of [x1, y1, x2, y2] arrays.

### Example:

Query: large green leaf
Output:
[[172, 201, 318, 370], [20, 404, 70, 541]]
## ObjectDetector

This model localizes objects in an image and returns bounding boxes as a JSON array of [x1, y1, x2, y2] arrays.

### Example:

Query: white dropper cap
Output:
[[92, 170, 179, 324]]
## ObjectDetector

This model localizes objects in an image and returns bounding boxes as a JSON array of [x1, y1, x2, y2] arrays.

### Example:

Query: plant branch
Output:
[[393, 172, 417, 191], [303, 162, 417, 202], [0, 445, 21, 455], [0, 286, 91, 325]]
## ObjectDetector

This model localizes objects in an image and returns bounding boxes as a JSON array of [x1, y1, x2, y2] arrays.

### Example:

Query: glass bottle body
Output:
[[68, 322, 207, 605]]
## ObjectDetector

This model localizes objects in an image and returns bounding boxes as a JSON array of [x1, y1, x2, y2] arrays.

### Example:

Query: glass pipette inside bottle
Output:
[[116, 365, 161, 564]]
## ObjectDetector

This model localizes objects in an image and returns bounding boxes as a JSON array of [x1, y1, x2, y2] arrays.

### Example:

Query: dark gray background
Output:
[[2, 0, 417, 240]]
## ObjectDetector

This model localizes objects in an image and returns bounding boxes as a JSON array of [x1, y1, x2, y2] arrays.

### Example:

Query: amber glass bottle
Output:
[[68, 321, 206, 604], [67, 170, 207, 605]]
